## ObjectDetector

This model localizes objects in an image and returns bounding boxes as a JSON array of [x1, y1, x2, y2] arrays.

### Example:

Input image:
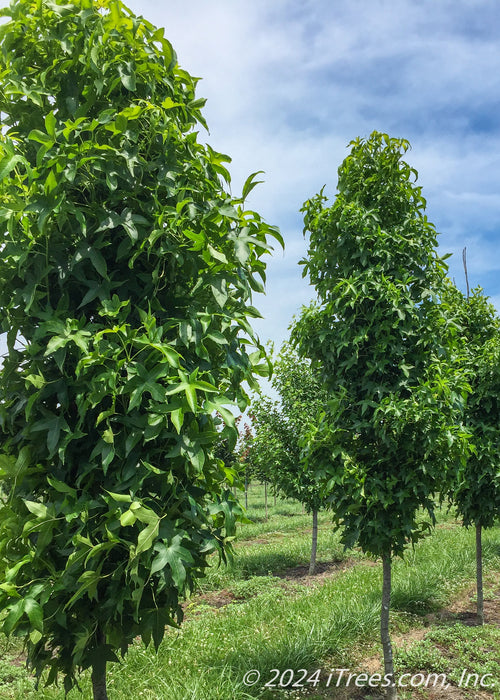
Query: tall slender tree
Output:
[[294, 132, 469, 698], [247, 343, 328, 573], [445, 283, 500, 624], [0, 1, 280, 697]]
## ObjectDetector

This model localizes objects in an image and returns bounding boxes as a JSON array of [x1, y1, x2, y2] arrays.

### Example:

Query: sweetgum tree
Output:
[[446, 284, 500, 624], [0, 1, 280, 697], [293, 133, 468, 698], [248, 342, 328, 573]]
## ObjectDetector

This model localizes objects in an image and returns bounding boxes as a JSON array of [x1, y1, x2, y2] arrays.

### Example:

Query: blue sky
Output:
[[129, 0, 500, 348], [2, 0, 500, 358]]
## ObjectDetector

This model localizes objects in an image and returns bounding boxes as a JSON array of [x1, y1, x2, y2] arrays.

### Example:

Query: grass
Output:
[[394, 624, 500, 699], [1, 484, 499, 699]]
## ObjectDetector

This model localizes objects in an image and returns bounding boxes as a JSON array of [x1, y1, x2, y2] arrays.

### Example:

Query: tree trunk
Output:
[[476, 523, 484, 625], [264, 481, 268, 520], [274, 493, 277, 507], [381, 553, 397, 699], [309, 509, 318, 575], [91, 627, 108, 700], [245, 471, 248, 509]]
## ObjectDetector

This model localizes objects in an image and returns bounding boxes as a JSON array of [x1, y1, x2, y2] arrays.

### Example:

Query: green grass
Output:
[[395, 624, 500, 699], [1, 484, 499, 699]]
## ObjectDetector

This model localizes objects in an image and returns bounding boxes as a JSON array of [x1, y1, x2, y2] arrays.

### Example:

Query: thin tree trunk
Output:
[[476, 523, 484, 625], [274, 493, 277, 507], [309, 510, 318, 575], [381, 553, 397, 699], [245, 471, 248, 509], [91, 627, 108, 700], [264, 481, 268, 520]]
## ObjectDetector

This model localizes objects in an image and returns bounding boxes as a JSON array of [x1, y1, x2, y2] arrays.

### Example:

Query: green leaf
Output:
[[44, 169, 58, 194], [103, 427, 114, 444], [47, 477, 77, 497], [0, 153, 24, 181], [89, 248, 108, 279], [185, 384, 197, 413], [45, 111, 56, 138], [170, 407, 184, 433], [25, 373, 46, 389], [24, 599, 43, 632], [3, 600, 25, 634], [151, 535, 193, 588], [120, 509, 137, 527], [47, 417, 63, 456], [135, 519, 160, 556], [24, 501, 48, 519], [65, 570, 101, 608], [105, 490, 132, 503], [115, 114, 128, 132], [210, 278, 228, 308], [207, 244, 228, 263], [241, 171, 264, 201], [44, 336, 68, 355], [118, 62, 136, 91], [28, 129, 53, 145]]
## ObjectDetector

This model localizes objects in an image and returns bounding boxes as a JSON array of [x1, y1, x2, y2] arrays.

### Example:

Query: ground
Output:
[[1, 488, 499, 699]]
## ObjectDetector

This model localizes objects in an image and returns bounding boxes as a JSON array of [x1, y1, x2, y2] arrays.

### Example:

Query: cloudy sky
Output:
[[124, 0, 500, 347], [2, 0, 500, 358]]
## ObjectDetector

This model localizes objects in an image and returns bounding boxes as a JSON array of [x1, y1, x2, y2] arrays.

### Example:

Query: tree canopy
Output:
[[448, 286, 500, 530], [294, 132, 468, 558], [248, 342, 328, 514]]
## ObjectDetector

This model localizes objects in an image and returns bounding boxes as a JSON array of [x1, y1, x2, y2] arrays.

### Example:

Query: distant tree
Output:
[[446, 283, 500, 624], [241, 410, 274, 519], [0, 1, 280, 698], [214, 413, 241, 497], [237, 421, 254, 509], [248, 343, 328, 573], [294, 132, 469, 698]]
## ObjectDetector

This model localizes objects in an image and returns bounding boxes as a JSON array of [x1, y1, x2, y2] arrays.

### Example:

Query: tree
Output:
[[241, 409, 274, 519], [236, 421, 254, 509], [248, 342, 328, 573], [293, 132, 468, 698], [446, 283, 500, 624], [0, 1, 280, 697]]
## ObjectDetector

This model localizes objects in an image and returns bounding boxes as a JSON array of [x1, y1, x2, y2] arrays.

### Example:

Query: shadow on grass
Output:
[[483, 540, 500, 560], [390, 587, 442, 615], [238, 552, 304, 577]]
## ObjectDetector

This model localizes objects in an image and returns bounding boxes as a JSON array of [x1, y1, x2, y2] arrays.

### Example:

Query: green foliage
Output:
[[0, 0, 280, 692], [293, 132, 469, 557], [246, 343, 328, 512], [446, 286, 500, 529]]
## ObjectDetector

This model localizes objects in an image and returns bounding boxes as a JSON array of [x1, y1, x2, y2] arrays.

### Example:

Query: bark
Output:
[[309, 510, 318, 575], [476, 523, 484, 625], [245, 472, 248, 509], [264, 481, 268, 520], [91, 627, 108, 700], [381, 553, 397, 699]]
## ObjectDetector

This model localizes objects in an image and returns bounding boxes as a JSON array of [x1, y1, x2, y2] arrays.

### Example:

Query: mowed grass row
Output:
[[1, 484, 499, 699]]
